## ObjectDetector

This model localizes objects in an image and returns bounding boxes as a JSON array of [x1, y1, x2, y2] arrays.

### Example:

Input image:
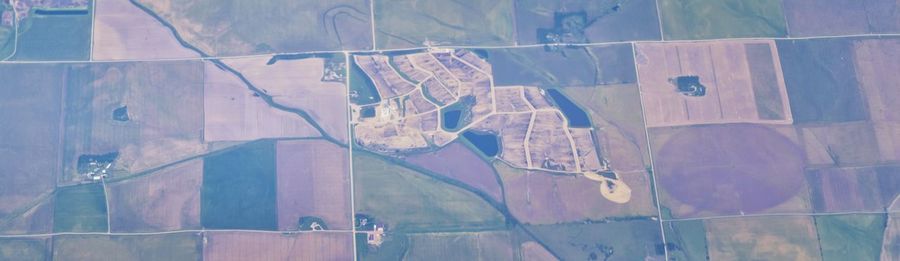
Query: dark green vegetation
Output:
[[514, 0, 662, 44], [52, 233, 201, 260], [777, 39, 869, 123], [489, 44, 636, 88], [674, 76, 706, 96], [658, 0, 787, 40], [0, 238, 47, 261], [546, 89, 591, 127], [374, 0, 515, 48], [815, 214, 886, 261], [297, 216, 328, 231], [352, 152, 505, 232], [112, 106, 129, 122], [53, 183, 108, 232], [12, 6, 92, 61], [440, 96, 475, 132], [528, 220, 664, 260], [461, 131, 500, 157], [135, 0, 372, 55], [745, 43, 786, 120], [664, 220, 709, 261], [202, 141, 277, 230], [349, 57, 381, 105]]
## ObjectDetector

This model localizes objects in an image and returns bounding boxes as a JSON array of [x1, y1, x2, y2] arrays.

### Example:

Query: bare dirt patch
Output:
[[107, 159, 202, 232], [203, 231, 353, 261]]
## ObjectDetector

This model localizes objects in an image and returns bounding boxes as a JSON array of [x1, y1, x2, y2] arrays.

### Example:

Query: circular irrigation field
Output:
[[654, 124, 805, 215]]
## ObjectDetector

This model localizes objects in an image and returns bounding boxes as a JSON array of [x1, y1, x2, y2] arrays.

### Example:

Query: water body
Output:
[[112, 106, 129, 121], [349, 59, 381, 105], [34, 9, 90, 16], [442, 110, 462, 130], [546, 89, 591, 128], [440, 96, 475, 131], [462, 131, 500, 157]]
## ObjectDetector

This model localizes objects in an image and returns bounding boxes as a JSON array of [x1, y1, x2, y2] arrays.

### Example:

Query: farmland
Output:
[[806, 165, 900, 213], [107, 159, 202, 232], [92, 0, 199, 60], [374, 0, 515, 48], [0, 238, 48, 261], [651, 124, 809, 217], [134, 0, 372, 55], [815, 214, 886, 261], [705, 216, 821, 260], [201, 141, 277, 230], [488, 44, 637, 88], [52, 233, 200, 261], [406, 142, 504, 202], [658, 0, 787, 40], [0, 64, 63, 230], [61, 61, 206, 183], [275, 140, 352, 231], [203, 231, 353, 260], [635, 40, 793, 127], [53, 183, 108, 233], [352, 152, 505, 232], [9, 2, 92, 61], [782, 0, 900, 37], [404, 231, 516, 260], [527, 220, 664, 260], [514, 0, 661, 44]]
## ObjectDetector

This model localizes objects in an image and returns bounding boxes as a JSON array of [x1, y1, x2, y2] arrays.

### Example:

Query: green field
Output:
[[527, 220, 664, 260], [52, 233, 200, 261], [0, 238, 47, 261], [404, 231, 515, 260], [658, 0, 787, 40], [352, 151, 505, 232], [375, 0, 515, 48], [0, 3, 14, 59], [815, 214, 886, 261], [664, 220, 709, 261], [11, 8, 92, 61], [53, 183, 108, 233], [201, 140, 277, 230]]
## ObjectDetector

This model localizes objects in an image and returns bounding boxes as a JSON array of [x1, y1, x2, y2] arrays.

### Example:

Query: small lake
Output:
[[34, 9, 89, 16], [546, 89, 591, 128], [442, 109, 462, 130], [462, 131, 500, 157]]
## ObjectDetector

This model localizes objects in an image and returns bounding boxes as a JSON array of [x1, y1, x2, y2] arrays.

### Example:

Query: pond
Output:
[[34, 9, 89, 16], [462, 131, 500, 157], [546, 89, 591, 128]]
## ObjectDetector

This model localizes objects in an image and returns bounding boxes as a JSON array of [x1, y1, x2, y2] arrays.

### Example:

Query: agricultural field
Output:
[[107, 159, 202, 232], [52, 233, 200, 261], [527, 220, 664, 260], [489, 44, 637, 88], [776, 38, 870, 123], [203, 59, 322, 142], [704, 216, 821, 260], [635, 40, 794, 127], [352, 152, 506, 232], [405, 142, 505, 202], [0, 2, 13, 59], [664, 220, 710, 261], [0, 237, 48, 261], [275, 139, 352, 231], [203, 231, 353, 261], [7, 0, 92, 61], [782, 0, 900, 37], [92, 0, 199, 60], [374, 0, 515, 48], [514, 0, 661, 44], [650, 123, 811, 218], [657, 0, 787, 40], [403, 231, 517, 260], [61, 61, 206, 183], [53, 183, 108, 233], [201, 141, 277, 230], [815, 214, 886, 261], [0, 64, 63, 233], [133, 0, 372, 56], [806, 165, 900, 213]]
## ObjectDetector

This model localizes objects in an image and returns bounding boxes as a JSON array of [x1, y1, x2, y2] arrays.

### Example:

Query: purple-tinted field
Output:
[[653, 124, 806, 216], [406, 142, 504, 202], [203, 231, 354, 261], [496, 162, 655, 224], [108, 160, 202, 232], [276, 140, 351, 230], [807, 165, 900, 213], [0, 64, 62, 227], [92, 0, 199, 60], [782, 0, 899, 37]]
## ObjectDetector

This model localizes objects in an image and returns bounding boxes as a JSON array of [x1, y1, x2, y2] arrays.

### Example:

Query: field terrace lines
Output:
[[351, 49, 603, 174]]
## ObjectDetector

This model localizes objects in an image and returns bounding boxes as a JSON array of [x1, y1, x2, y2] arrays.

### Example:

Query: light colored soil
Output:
[[203, 231, 353, 261], [107, 160, 202, 232], [275, 140, 351, 230], [92, 0, 199, 60]]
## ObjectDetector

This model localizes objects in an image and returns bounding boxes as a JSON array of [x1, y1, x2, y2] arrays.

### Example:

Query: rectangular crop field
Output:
[[201, 140, 277, 230]]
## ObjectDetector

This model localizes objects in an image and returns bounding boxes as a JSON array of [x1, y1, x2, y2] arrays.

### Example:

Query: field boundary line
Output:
[[345, 51, 359, 261], [0, 229, 356, 238], [2, 33, 898, 64], [653, 0, 665, 41], [663, 210, 900, 222], [89, 0, 97, 61], [369, 0, 376, 50], [630, 42, 669, 260]]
